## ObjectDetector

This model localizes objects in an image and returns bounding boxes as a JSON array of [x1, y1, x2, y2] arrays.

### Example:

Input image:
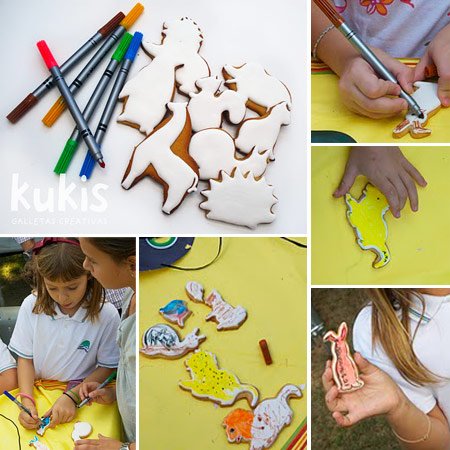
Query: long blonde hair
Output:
[[368, 288, 441, 386]]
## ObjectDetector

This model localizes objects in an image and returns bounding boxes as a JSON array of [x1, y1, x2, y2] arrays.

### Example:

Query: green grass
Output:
[[0, 254, 30, 306], [311, 288, 400, 450]]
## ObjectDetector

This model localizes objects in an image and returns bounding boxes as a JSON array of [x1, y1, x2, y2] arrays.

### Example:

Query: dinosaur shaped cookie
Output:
[[345, 183, 391, 269]]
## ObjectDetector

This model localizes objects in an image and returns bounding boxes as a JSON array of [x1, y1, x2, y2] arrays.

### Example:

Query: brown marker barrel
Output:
[[259, 339, 273, 365]]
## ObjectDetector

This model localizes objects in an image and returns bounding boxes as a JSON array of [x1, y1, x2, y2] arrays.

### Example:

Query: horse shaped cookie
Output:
[[345, 183, 391, 269], [323, 322, 364, 393], [223, 384, 303, 450], [393, 81, 441, 139], [179, 349, 259, 407], [122, 102, 199, 214], [185, 281, 247, 330], [29, 437, 52, 450]]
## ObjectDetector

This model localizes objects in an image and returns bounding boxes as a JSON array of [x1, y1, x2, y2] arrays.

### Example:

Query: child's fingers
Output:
[[355, 73, 400, 99], [400, 171, 419, 212], [333, 166, 358, 197], [373, 177, 400, 218], [351, 91, 407, 118], [402, 159, 427, 187], [325, 385, 341, 411], [354, 352, 378, 376], [413, 52, 432, 82], [50, 409, 61, 427], [388, 175, 408, 213], [333, 411, 357, 428], [322, 363, 335, 392]]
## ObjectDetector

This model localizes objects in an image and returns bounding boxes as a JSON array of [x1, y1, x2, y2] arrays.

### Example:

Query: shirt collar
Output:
[[408, 292, 450, 324], [52, 304, 86, 323]]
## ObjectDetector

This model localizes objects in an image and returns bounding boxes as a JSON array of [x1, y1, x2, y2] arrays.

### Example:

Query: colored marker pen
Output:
[[77, 371, 117, 409], [6, 12, 125, 123], [54, 33, 133, 175], [80, 32, 143, 180], [43, 3, 144, 127], [3, 391, 45, 426], [37, 40, 105, 168]]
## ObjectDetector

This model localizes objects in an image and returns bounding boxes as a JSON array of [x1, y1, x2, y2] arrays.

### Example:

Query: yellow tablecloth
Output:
[[312, 147, 450, 284], [139, 237, 307, 450], [311, 58, 450, 143], [0, 383, 122, 449]]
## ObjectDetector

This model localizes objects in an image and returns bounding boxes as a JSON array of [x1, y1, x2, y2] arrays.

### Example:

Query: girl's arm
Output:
[[0, 367, 18, 392], [17, 357, 40, 429]]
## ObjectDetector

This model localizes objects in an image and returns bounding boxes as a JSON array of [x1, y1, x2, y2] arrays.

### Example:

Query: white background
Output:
[[0, 0, 307, 234]]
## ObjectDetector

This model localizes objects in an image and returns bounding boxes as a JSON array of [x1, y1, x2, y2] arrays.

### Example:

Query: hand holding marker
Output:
[[6, 11, 125, 123], [42, 3, 144, 127], [3, 390, 46, 427], [80, 32, 143, 180], [36, 40, 105, 168], [77, 371, 117, 408], [54, 33, 133, 175]]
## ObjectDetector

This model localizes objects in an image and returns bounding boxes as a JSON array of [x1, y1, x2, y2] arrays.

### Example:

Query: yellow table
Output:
[[139, 237, 307, 450], [0, 383, 122, 449], [311, 59, 450, 143], [312, 147, 450, 284]]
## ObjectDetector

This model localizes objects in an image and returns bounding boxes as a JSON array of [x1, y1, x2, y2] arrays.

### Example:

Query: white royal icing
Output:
[[29, 437, 52, 450], [235, 102, 291, 160], [188, 76, 247, 131], [143, 17, 210, 95], [72, 422, 92, 442], [122, 102, 198, 214], [200, 169, 277, 229], [204, 289, 247, 330], [189, 128, 269, 180], [185, 281, 205, 302], [223, 62, 292, 112]]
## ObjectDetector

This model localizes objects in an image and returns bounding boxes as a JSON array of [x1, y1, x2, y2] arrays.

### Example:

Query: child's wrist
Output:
[[386, 389, 410, 423]]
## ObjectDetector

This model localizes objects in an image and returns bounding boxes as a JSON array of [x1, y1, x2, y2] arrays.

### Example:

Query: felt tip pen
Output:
[[77, 371, 117, 408], [3, 391, 45, 426], [6, 12, 125, 124], [80, 32, 143, 180], [37, 40, 105, 168], [43, 3, 144, 127]]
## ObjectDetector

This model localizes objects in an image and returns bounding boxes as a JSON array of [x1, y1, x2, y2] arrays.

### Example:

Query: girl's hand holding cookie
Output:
[[45, 393, 77, 427]]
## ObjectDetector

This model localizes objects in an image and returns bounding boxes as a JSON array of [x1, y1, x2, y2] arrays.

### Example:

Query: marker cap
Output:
[[120, 3, 144, 30], [125, 32, 143, 62], [37, 41, 58, 69], [112, 33, 133, 62]]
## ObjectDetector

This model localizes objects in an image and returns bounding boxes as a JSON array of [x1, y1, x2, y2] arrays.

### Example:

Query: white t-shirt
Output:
[[9, 294, 120, 381], [354, 293, 450, 424], [0, 338, 16, 374], [332, 1, 450, 57]]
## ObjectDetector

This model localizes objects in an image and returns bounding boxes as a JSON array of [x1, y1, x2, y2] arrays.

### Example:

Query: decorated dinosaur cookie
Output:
[[223, 62, 292, 115], [324, 322, 364, 393], [235, 102, 291, 160], [200, 169, 278, 229], [223, 384, 303, 450], [36, 416, 50, 436], [185, 281, 247, 330], [29, 436, 51, 450], [179, 349, 259, 407], [345, 183, 391, 269], [72, 422, 92, 441], [393, 81, 441, 139], [140, 324, 206, 359], [188, 76, 247, 131], [189, 128, 269, 180], [121, 102, 199, 215], [159, 299, 191, 327]]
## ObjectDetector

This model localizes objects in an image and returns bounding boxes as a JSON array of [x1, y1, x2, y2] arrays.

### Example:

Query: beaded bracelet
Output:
[[312, 24, 335, 60]]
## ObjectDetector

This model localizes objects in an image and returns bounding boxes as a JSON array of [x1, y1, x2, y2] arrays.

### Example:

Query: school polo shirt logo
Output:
[[77, 340, 91, 353]]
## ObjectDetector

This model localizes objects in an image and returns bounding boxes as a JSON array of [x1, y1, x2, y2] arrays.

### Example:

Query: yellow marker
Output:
[[179, 350, 259, 407], [345, 183, 391, 269]]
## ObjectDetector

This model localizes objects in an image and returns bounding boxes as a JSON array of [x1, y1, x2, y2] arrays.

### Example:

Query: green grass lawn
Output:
[[0, 253, 30, 306], [311, 288, 400, 450]]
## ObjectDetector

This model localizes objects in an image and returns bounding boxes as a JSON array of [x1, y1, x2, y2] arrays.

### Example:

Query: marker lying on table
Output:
[[3, 390, 46, 426], [37, 41, 105, 168], [80, 32, 143, 180], [54, 33, 133, 175], [42, 2, 144, 127], [313, 0, 424, 119], [77, 371, 117, 409], [6, 11, 125, 124]]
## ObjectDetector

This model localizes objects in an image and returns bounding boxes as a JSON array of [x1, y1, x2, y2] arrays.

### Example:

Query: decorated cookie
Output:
[[235, 102, 291, 161], [29, 436, 51, 450], [179, 349, 259, 407], [223, 62, 292, 115], [72, 422, 92, 441], [36, 416, 50, 436], [345, 183, 391, 269], [188, 76, 247, 132], [185, 281, 204, 302], [189, 128, 269, 180], [122, 102, 199, 215], [200, 169, 278, 229], [159, 299, 191, 327], [323, 322, 364, 393], [393, 81, 441, 139], [140, 324, 206, 359], [223, 384, 303, 450], [143, 17, 210, 95]]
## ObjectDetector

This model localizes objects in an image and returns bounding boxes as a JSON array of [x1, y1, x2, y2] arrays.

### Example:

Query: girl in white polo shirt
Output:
[[0, 337, 17, 392], [322, 288, 450, 449], [8, 238, 120, 430]]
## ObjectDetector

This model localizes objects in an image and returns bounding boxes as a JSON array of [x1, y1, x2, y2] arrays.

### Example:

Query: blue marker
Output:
[[3, 390, 45, 426]]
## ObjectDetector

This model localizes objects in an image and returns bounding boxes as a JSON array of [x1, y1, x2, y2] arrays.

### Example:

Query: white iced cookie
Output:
[[200, 169, 278, 229], [393, 81, 441, 139], [72, 422, 92, 442], [188, 76, 247, 131], [223, 62, 292, 115], [29, 437, 52, 450], [189, 128, 269, 180]]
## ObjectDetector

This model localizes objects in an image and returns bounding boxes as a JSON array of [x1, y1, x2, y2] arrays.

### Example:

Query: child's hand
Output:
[[322, 353, 403, 427], [339, 49, 414, 119], [44, 393, 76, 427], [79, 381, 116, 406], [18, 403, 40, 429], [74, 434, 124, 449], [333, 147, 427, 218], [415, 23, 450, 107]]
